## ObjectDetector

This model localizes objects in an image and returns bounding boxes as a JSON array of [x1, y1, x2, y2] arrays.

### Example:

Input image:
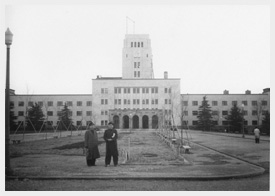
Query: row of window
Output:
[[113, 99, 164, 105], [191, 120, 259, 126], [16, 111, 92, 117], [182, 110, 268, 116], [131, 41, 144, 48], [183, 100, 268, 107], [13, 101, 92, 107], [113, 87, 163, 94]]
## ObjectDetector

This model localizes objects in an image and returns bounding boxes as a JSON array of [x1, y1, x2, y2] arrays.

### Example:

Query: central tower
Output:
[[122, 34, 154, 79]]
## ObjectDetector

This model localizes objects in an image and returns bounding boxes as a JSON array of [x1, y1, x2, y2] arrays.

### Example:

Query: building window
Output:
[[142, 99, 145, 104], [141, 42, 143, 47], [47, 111, 53, 116], [131, 42, 133, 47], [28, 101, 34, 107], [244, 121, 248, 126], [192, 101, 198, 106], [68, 111, 72, 116], [192, 121, 198, 126], [18, 101, 24, 107], [118, 99, 121, 105], [37, 101, 43, 107], [243, 110, 248, 116], [137, 62, 140, 68], [252, 120, 258, 125], [77, 111, 82, 116], [212, 111, 218, 116], [124, 99, 127, 105], [151, 99, 155, 104], [134, 42, 136, 47], [57, 101, 63, 106], [134, 62, 137, 68], [169, 99, 171, 104], [57, 111, 62, 116], [124, 88, 130, 94], [138, 42, 140, 47], [128, 100, 130, 104], [146, 99, 149, 104], [262, 110, 268, 115], [252, 101, 257, 106], [252, 110, 258, 116], [137, 99, 140, 105], [101, 111, 104, 115], [192, 111, 198, 116], [18, 111, 24, 116], [101, 99, 108, 105], [77, 121, 82, 126], [183, 111, 188, 116], [155, 99, 158, 105], [101, 88, 108, 94], [10, 101, 14, 107], [138, 71, 140, 77], [86, 111, 92, 116], [86, 101, 92, 106], [77, 101, 82, 106], [262, 101, 267, 106], [183, 101, 188, 106], [165, 99, 168, 104], [114, 87, 121, 94], [232, 101, 237, 106], [212, 101, 218, 106], [222, 101, 227, 106], [134, 71, 136, 77], [114, 99, 117, 105], [47, 101, 53, 107], [165, 88, 168, 93], [222, 111, 228, 116], [101, 120, 104, 126], [242, 101, 247, 106]]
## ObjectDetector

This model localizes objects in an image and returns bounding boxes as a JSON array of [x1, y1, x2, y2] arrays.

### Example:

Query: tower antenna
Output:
[[126, 16, 135, 34]]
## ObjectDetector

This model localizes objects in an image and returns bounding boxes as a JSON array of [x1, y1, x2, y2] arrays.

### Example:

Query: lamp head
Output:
[[5, 28, 13, 46]]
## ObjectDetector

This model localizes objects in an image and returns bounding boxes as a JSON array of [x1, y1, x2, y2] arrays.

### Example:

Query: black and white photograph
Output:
[[3, 0, 271, 191]]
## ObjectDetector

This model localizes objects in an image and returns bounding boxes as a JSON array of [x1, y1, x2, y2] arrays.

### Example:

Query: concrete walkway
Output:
[[7, 129, 268, 180]]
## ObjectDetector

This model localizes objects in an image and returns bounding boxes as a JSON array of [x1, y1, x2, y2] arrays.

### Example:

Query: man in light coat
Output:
[[84, 122, 100, 166], [254, 126, 261, 144]]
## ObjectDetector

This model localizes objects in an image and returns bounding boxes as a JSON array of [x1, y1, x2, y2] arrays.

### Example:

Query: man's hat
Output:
[[108, 122, 114, 125]]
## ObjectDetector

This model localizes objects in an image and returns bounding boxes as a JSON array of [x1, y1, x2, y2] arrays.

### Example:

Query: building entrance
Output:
[[123, 115, 129, 129], [133, 115, 139, 129], [113, 115, 119, 129], [142, 115, 149, 129]]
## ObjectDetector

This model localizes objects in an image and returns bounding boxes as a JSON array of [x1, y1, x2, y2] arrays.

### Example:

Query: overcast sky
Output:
[[3, 2, 270, 95]]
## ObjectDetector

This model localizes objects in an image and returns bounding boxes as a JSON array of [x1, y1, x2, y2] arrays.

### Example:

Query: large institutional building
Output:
[[10, 34, 270, 131]]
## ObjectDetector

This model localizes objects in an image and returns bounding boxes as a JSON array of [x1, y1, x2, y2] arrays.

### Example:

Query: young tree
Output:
[[262, 111, 270, 136], [58, 103, 73, 130], [10, 103, 17, 133], [197, 96, 213, 131], [226, 104, 243, 133], [27, 102, 45, 131]]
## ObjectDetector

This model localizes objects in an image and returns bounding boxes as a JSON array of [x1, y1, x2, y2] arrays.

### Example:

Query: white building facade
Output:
[[10, 34, 270, 131]]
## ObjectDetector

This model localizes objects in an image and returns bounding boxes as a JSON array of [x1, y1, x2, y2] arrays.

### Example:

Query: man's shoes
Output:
[[105, 164, 109, 167], [114, 164, 118, 167]]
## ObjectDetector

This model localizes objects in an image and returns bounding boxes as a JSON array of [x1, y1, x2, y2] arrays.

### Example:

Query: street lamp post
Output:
[[5, 28, 13, 175], [241, 104, 245, 138]]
